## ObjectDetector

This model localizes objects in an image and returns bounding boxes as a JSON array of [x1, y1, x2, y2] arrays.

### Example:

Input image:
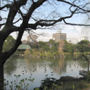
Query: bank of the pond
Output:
[[34, 71, 90, 90], [16, 49, 62, 59], [15, 50, 90, 60]]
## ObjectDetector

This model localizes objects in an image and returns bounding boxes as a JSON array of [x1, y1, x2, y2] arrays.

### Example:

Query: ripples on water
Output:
[[4, 55, 89, 90]]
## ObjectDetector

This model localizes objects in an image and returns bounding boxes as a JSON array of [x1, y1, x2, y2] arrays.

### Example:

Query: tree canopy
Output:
[[77, 40, 90, 52], [3, 36, 15, 52]]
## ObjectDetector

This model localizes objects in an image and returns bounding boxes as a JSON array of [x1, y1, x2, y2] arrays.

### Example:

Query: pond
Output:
[[4, 55, 89, 90]]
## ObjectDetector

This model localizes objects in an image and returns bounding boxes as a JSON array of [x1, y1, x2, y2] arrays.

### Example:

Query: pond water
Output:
[[4, 55, 89, 90]]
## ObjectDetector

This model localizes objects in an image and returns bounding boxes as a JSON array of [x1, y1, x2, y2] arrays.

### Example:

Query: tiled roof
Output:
[[18, 44, 30, 50]]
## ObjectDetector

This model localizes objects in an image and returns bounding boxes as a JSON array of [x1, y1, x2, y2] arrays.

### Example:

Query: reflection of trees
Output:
[[78, 59, 88, 69], [4, 55, 17, 75], [24, 57, 37, 72], [76, 40, 90, 72], [80, 55, 90, 72], [23, 56, 45, 72], [49, 56, 66, 74], [24, 56, 67, 75], [66, 54, 90, 72]]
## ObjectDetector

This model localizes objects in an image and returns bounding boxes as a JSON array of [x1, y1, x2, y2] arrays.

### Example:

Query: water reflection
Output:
[[4, 55, 89, 90], [49, 56, 66, 74], [4, 55, 17, 75]]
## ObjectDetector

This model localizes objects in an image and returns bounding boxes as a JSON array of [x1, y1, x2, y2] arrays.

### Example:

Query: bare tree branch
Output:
[[57, 0, 90, 12], [6, 0, 27, 26], [27, 8, 77, 29], [0, 4, 11, 10], [63, 19, 90, 26]]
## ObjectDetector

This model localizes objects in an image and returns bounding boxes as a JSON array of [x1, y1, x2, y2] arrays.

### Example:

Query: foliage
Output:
[[36, 77, 88, 90], [28, 40, 60, 58], [24, 49, 31, 56], [38, 41, 50, 51], [76, 40, 90, 52], [86, 71, 90, 82], [3, 36, 15, 52], [63, 41, 75, 53], [63, 40, 90, 53], [30, 40, 90, 57], [31, 40, 59, 52]]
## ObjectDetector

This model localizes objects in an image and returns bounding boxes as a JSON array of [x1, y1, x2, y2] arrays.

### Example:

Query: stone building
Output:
[[53, 33, 66, 42]]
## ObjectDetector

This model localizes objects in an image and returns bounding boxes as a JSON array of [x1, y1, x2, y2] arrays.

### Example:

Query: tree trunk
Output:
[[0, 65, 4, 90]]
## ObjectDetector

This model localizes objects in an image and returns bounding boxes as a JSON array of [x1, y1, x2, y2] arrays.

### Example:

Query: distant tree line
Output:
[[4, 36, 90, 54], [64, 40, 90, 53], [30, 39, 59, 52], [31, 39, 90, 54]]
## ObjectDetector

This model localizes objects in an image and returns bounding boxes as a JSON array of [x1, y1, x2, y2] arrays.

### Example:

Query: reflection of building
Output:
[[51, 58, 66, 74], [53, 33, 66, 42]]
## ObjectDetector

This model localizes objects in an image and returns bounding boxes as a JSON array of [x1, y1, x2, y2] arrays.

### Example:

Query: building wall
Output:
[[53, 33, 66, 42], [60, 34, 66, 40]]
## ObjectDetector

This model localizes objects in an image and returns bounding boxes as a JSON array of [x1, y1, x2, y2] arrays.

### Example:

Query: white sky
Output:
[[14, 23, 89, 44]]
